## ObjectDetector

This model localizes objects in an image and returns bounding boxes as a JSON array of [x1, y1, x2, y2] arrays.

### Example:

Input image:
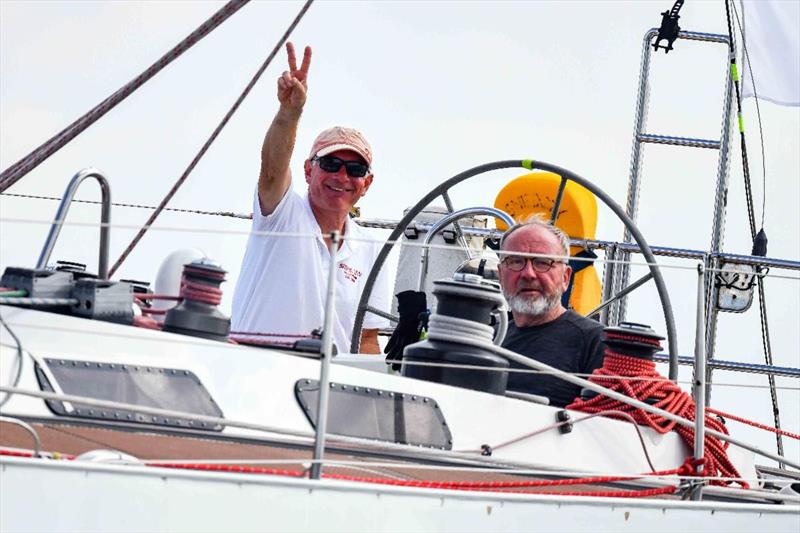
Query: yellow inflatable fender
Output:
[[494, 171, 601, 316]]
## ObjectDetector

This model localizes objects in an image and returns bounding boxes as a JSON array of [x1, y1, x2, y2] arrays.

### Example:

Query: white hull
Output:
[[2, 456, 797, 533]]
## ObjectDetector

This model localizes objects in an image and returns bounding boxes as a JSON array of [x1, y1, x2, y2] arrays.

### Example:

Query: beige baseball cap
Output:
[[309, 126, 373, 167]]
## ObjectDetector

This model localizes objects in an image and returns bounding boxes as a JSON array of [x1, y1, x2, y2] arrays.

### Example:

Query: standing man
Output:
[[498, 215, 606, 407], [232, 43, 389, 353]]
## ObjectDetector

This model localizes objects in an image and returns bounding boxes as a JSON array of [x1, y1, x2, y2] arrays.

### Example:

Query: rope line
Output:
[[724, 0, 783, 460], [108, 0, 316, 277], [567, 353, 746, 488], [0, 1, 252, 192], [3, 216, 798, 280], [0, 192, 252, 219], [0, 449, 779, 485], [708, 406, 800, 441], [3, 196, 798, 274], [0, 448, 682, 498]]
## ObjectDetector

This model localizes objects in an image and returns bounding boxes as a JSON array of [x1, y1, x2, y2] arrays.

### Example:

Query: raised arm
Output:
[[257, 42, 312, 215]]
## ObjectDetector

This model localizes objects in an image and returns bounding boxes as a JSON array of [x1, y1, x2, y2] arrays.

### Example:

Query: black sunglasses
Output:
[[312, 155, 370, 178]]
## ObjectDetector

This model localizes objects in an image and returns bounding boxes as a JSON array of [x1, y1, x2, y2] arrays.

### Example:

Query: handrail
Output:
[[354, 219, 800, 272], [651, 355, 800, 379], [417, 207, 515, 292], [35, 168, 111, 279]]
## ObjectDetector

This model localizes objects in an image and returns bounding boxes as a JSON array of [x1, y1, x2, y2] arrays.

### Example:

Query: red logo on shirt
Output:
[[339, 262, 362, 283]]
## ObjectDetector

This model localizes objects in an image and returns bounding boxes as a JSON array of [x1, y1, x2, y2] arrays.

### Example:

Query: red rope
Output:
[[180, 279, 222, 306], [707, 407, 800, 440], [152, 461, 682, 498], [0, 449, 74, 460], [0, 449, 685, 498], [567, 352, 748, 488], [605, 331, 663, 347]]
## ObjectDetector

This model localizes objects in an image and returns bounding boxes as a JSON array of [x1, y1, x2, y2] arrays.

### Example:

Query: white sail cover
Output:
[[740, 0, 800, 106]]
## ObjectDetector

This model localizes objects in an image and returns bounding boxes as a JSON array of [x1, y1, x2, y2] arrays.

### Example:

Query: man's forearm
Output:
[[258, 106, 301, 214]]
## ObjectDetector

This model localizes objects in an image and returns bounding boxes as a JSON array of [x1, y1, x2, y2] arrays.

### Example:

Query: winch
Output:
[[579, 322, 664, 401], [162, 258, 231, 342], [402, 273, 509, 395]]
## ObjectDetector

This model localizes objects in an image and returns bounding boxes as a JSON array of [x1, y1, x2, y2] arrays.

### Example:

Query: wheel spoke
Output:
[[550, 176, 568, 224], [587, 272, 654, 319]]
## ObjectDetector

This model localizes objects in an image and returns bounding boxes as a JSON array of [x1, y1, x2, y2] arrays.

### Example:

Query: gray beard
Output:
[[504, 290, 561, 318]]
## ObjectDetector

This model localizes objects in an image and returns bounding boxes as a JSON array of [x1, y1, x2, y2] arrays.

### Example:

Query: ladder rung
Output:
[[638, 133, 721, 149]]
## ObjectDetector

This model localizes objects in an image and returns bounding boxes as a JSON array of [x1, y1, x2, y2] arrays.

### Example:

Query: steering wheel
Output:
[[350, 159, 678, 379]]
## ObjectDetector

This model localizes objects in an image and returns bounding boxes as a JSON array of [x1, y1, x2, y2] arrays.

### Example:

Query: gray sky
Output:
[[1, 0, 798, 464]]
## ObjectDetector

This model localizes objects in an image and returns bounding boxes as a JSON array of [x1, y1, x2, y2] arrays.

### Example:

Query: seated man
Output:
[[231, 43, 389, 353], [498, 215, 605, 407]]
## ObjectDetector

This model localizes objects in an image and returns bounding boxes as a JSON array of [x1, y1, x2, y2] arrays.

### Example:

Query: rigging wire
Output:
[[3, 215, 800, 281], [0, 0, 253, 193], [108, 0, 316, 278], [723, 0, 756, 240], [724, 0, 783, 462], [730, 0, 769, 230], [0, 192, 252, 219]]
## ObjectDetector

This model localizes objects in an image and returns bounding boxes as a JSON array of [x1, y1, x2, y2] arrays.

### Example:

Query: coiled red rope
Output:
[[179, 265, 224, 305], [567, 341, 748, 488]]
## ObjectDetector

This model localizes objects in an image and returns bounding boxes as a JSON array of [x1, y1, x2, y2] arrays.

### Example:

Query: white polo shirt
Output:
[[231, 189, 390, 353]]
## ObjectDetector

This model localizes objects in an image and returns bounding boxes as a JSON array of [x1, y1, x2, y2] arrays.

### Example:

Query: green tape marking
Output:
[[522, 159, 534, 170], [738, 114, 745, 133], [731, 63, 740, 82]]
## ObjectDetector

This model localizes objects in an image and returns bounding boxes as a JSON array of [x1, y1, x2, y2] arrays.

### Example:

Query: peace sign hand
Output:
[[277, 42, 312, 112]]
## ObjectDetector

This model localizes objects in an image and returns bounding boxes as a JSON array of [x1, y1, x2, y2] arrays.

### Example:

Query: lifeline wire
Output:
[[0, 192, 252, 219], [0, 332, 796, 467], [108, 0, 316, 277], [4, 215, 799, 280], [5, 193, 799, 273]]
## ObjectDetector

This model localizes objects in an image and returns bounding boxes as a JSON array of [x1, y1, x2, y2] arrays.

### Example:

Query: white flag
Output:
[[741, 0, 800, 106]]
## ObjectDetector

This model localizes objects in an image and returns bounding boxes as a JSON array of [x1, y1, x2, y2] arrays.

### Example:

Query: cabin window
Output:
[[35, 359, 224, 431], [294, 379, 452, 449]]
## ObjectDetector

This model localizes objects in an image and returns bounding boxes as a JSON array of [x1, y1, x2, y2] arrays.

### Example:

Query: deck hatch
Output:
[[35, 358, 224, 431], [294, 379, 453, 449]]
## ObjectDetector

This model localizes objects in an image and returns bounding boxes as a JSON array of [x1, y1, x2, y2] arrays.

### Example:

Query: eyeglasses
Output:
[[312, 155, 370, 178], [500, 255, 565, 273]]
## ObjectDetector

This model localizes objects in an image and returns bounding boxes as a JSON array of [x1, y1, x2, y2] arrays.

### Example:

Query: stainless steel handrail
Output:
[[652, 355, 800, 379], [417, 207, 515, 292], [354, 218, 800, 272], [35, 168, 111, 279]]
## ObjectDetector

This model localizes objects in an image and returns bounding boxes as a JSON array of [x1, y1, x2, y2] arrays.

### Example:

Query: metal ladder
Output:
[[603, 29, 734, 376]]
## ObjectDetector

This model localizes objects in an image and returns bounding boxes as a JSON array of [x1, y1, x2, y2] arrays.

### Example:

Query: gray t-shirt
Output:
[[502, 310, 606, 408]]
